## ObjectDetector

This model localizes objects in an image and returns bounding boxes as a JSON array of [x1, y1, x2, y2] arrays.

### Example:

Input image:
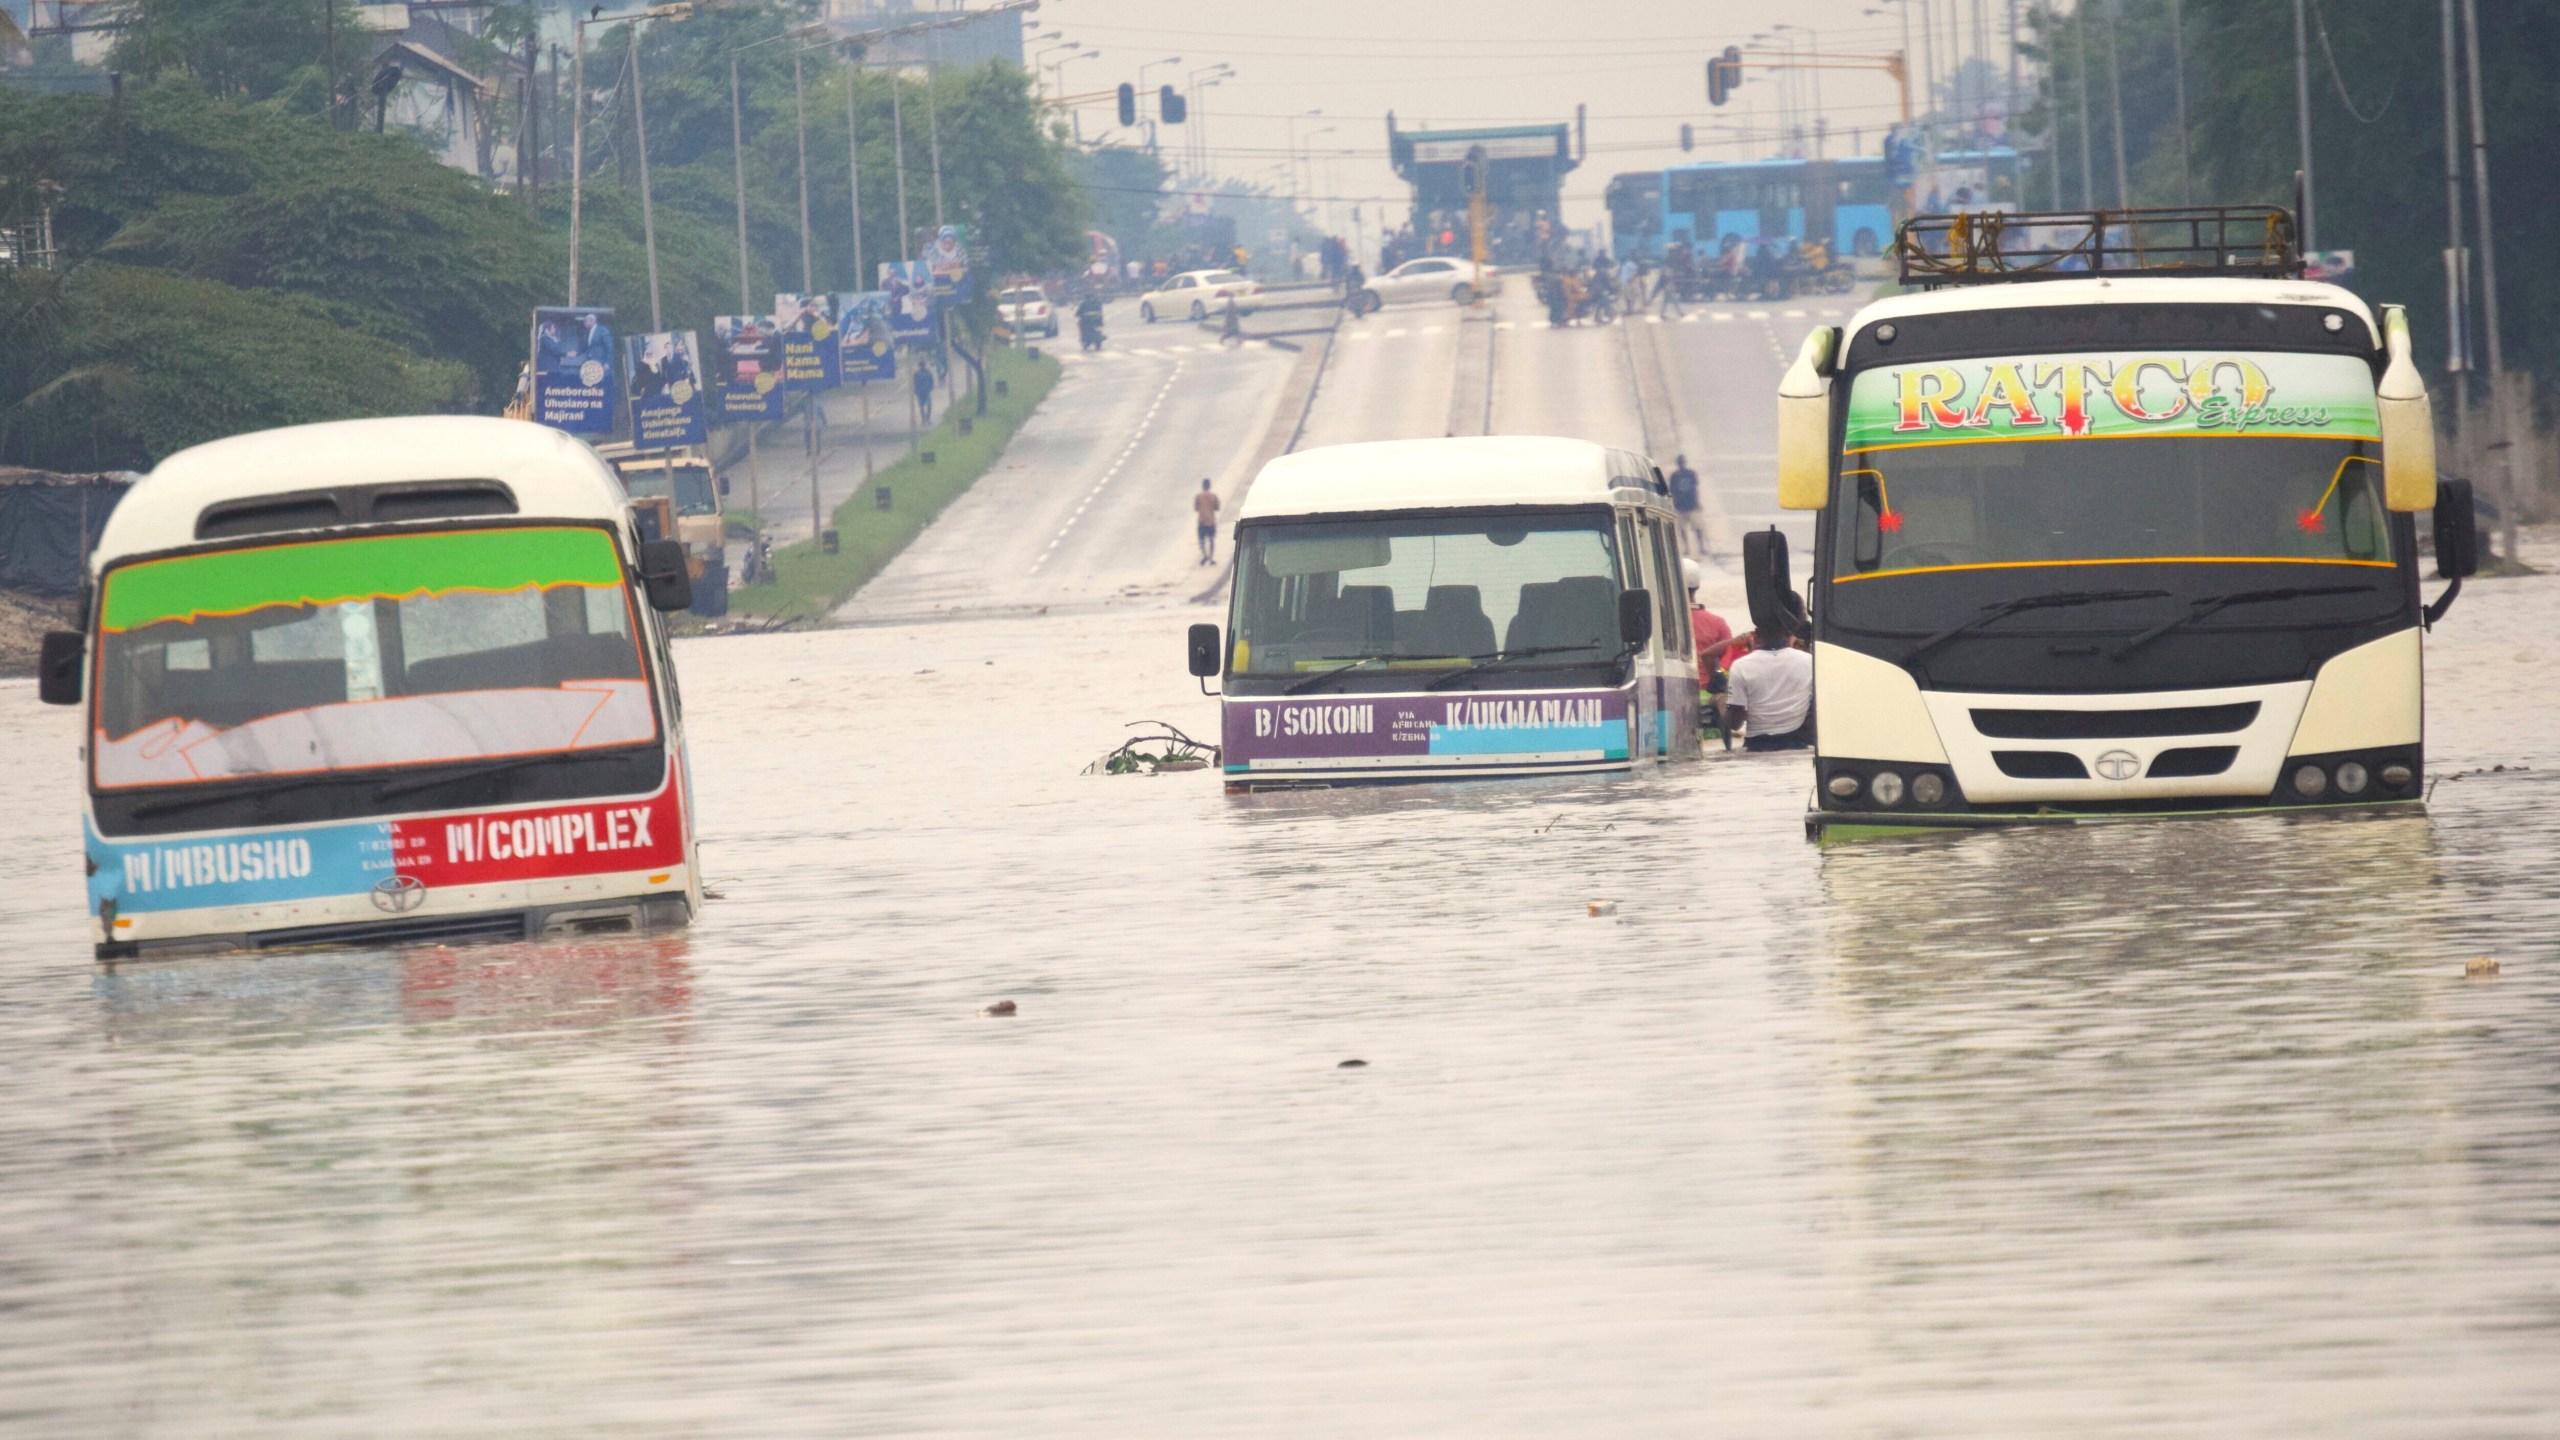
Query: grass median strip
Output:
[[725, 347, 1061, 623]]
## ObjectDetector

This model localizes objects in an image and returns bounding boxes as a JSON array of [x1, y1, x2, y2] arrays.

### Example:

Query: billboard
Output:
[[713, 314, 786, 421], [835, 291, 898, 382], [879, 261, 936, 346], [530, 306, 616, 435], [625, 330, 706, 449], [919, 224, 969, 293], [775, 292, 842, 391]]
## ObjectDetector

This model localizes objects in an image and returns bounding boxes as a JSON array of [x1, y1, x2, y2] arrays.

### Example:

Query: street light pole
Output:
[[2459, 0, 2514, 563], [2102, 0, 2128, 208], [2292, 0, 2316, 247], [2440, 0, 2469, 494], [2073, 3, 2094, 208], [568, 22, 586, 303], [628, 19, 663, 329], [729, 55, 751, 314]]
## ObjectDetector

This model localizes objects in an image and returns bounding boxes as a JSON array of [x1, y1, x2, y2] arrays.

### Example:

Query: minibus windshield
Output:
[[1230, 511, 1623, 686], [92, 525, 655, 790], [1827, 349, 2403, 629]]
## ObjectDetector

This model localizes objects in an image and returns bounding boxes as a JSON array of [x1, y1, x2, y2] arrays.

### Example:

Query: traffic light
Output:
[[1159, 84, 1186, 123], [1116, 82, 1136, 127], [1680, 122, 1694, 153], [1708, 46, 1742, 107]]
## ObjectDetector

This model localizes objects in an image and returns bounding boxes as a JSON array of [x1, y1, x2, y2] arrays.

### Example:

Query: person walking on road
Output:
[[1193, 479, 1222, 565], [1667, 454, 1704, 554], [911, 360, 936, 426]]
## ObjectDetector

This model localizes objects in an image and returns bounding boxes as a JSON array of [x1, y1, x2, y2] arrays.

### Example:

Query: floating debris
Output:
[[1337, 1058, 1367, 1068], [1588, 900, 1618, 917], [2465, 957, 2501, 980], [985, 999, 1018, 1017], [1086, 720, 1222, 776]]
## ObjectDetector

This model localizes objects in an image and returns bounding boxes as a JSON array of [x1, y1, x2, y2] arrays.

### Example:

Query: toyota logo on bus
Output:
[[2094, 750, 2142, 782], [371, 874, 428, 914]]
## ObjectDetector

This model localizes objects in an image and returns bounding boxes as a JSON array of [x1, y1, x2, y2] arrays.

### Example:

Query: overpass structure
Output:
[[1386, 115, 1582, 265]]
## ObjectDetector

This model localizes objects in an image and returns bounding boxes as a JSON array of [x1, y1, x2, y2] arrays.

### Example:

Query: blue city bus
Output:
[[1661, 149, 2019, 259]]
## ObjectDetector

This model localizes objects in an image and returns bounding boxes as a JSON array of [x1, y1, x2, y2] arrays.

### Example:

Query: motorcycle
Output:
[[1077, 311, 1106, 352]]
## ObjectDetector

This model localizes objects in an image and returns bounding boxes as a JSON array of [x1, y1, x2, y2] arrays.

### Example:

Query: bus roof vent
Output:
[[1894, 205, 2301, 289], [195, 481, 518, 540]]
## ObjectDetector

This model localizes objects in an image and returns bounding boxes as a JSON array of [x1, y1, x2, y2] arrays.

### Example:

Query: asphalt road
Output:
[[1644, 294, 1862, 563], [836, 292, 1297, 625]]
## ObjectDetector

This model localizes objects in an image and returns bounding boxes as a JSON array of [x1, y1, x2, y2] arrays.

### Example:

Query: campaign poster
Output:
[[624, 330, 707, 449], [879, 261, 936, 346], [531, 306, 617, 435], [920, 224, 970, 293], [774, 292, 842, 391], [713, 314, 785, 421], [835, 291, 898, 383]]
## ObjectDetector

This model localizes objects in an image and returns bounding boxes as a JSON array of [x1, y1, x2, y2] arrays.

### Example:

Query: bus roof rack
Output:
[[1894, 205, 2301, 289]]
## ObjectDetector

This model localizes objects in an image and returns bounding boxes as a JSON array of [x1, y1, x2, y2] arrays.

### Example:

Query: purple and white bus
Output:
[[1188, 438, 1702, 789]]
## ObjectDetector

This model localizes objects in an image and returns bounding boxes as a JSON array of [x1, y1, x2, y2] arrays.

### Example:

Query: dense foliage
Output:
[[0, 4, 1085, 471], [2023, 0, 2560, 378]]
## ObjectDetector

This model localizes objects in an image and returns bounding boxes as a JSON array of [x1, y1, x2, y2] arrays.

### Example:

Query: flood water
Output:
[[2, 560, 2556, 1437]]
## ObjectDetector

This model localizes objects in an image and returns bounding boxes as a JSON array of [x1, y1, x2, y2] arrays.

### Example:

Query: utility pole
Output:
[[925, 30, 946, 227], [2073, 5, 2093, 209], [730, 56, 752, 313], [2292, 0, 2315, 248], [891, 68, 911, 264], [2167, 0, 2192, 203], [2459, 0, 2514, 563], [629, 20, 664, 330], [2102, 0, 2128, 208], [795, 50, 821, 549], [2439, 0, 2469, 498], [728, 50, 759, 580], [568, 29, 586, 303], [520, 31, 538, 202], [848, 57, 875, 483]]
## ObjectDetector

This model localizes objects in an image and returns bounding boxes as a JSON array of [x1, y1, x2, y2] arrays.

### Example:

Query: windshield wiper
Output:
[[125, 780, 302, 823], [1905, 588, 2172, 663], [1424, 643, 1615, 691], [2107, 585, 2377, 663], [372, 754, 568, 803], [1282, 655, 1391, 695]]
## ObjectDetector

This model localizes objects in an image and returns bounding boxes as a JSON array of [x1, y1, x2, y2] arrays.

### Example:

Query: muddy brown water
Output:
[[0, 566, 2555, 1436]]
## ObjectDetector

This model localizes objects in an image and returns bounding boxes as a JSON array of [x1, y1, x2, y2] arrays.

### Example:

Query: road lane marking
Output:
[[1709, 313, 1731, 322], [1385, 328, 1409, 338], [1032, 360, 1186, 573], [1746, 310, 1770, 320]]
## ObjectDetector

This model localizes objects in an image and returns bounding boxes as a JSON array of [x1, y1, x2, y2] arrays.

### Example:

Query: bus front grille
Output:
[[1970, 702, 2260, 740]]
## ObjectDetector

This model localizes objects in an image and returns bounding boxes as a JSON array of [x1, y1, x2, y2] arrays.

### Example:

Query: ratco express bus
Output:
[[38, 416, 705, 958], [1189, 437, 1700, 787], [1758, 207, 2481, 841]]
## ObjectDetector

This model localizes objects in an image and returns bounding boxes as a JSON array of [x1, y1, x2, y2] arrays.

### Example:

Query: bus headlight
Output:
[[1826, 773, 1862, 799], [1870, 771, 1906, 806], [2291, 764, 2328, 798], [2335, 761, 2370, 796], [1910, 772, 1945, 807]]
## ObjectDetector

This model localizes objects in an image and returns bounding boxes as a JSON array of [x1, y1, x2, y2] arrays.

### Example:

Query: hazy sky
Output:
[[1033, 0, 2027, 240]]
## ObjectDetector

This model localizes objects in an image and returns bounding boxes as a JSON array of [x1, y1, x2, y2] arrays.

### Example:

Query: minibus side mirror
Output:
[[1187, 623, 1221, 677], [2424, 478, 2480, 626], [1617, 589, 1654, 647], [2377, 306, 2437, 512], [2433, 479, 2480, 579], [637, 539, 694, 612], [1776, 325, 1839, 511], [1742, 526, 1806, 636], [37, 631, 83, 706]]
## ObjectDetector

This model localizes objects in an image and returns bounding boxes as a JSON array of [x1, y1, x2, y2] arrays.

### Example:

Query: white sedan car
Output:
[[1366, 255, 1484, 307], [1138, 269, 1262, 324], [998, 285, 1058, 338]]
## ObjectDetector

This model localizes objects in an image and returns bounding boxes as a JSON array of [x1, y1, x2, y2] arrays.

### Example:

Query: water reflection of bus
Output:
[[1661, 149, 2018, 258], [1604, 171, 1663, 262]]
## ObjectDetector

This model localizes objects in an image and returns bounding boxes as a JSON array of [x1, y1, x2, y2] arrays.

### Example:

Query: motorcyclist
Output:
[[1076, 293, 1105, 350]]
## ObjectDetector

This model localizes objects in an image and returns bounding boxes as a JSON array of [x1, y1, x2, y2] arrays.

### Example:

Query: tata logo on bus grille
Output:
[[441, 805, 659, 864], [117, 837, 314, 894]]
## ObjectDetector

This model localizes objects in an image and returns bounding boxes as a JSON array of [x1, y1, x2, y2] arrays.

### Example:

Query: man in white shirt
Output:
[[1722, 626, 1815, 751]]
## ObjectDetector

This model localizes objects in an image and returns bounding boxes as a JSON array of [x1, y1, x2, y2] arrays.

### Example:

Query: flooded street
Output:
[[3, 553, 2556, 1436]]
